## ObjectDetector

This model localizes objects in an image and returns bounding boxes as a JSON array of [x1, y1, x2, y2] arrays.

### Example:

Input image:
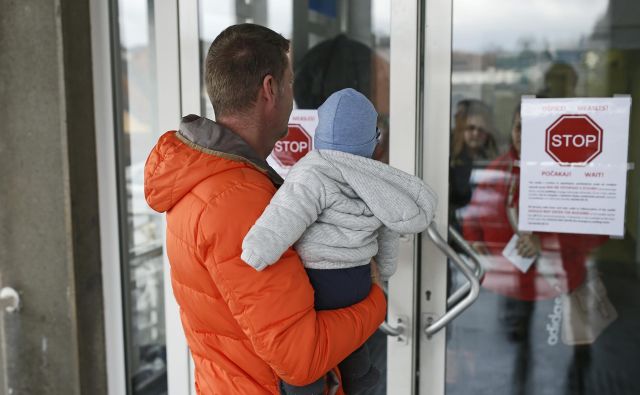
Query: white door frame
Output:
[[154, 1, 194, 394], [387, 0, 422, 393], [168, 0, 202, 392], [418, 0, 454, 393], [91, 0, 127, 393]]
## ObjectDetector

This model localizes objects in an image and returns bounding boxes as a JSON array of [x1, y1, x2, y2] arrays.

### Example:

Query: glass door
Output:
[[169, 0, 424, 394], [104, 1, 169, 394], [421, 0, 640, 394]]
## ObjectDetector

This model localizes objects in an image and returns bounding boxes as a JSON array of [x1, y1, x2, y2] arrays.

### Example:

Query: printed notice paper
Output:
[[518, 97, 631, 237]]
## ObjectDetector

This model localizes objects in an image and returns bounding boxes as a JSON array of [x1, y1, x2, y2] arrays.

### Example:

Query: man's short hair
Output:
[[204, 24, 290, 117]]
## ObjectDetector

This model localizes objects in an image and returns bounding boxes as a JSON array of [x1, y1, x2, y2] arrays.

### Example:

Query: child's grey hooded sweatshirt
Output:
[[241, 149, 437, 280]]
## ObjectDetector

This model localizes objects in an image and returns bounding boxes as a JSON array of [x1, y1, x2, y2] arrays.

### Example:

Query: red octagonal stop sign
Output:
[[545, 114, 603, 166], [272, 124, 312, 167]]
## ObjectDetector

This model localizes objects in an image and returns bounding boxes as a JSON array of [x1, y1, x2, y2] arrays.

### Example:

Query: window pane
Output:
[[198, 0, 391, 163], [447, 1, 640, 394], [114, 0, 167, 393]]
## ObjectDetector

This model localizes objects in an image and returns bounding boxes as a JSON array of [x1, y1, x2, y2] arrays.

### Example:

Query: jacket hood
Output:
[[309, 150, 438, 233], [144, 115, 283, 213]]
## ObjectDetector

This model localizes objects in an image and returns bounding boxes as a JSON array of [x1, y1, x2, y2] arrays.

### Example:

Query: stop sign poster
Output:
[[267, 109, 318, 178], [519, 97, 631, 236]]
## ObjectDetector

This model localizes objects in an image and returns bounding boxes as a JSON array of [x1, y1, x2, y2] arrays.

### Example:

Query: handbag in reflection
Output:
[[560, 272, 617, 346]]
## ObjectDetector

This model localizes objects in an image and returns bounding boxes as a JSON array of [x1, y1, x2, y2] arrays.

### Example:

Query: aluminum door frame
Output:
[[176, 0, 200, 391], [418, 0, 453, 394], [155, 1, 194, 394], [387, 0, 422, 393], [91, 0, 128, 392]]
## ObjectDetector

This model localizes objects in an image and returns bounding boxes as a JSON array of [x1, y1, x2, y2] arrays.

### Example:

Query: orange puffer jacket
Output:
[[144, 125, 387, 394]]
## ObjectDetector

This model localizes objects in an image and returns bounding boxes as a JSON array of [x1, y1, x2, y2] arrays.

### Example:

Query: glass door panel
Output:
[[111, 1, 168, 393], [445, 0, 640, 394], [191, 1, 419, 394]]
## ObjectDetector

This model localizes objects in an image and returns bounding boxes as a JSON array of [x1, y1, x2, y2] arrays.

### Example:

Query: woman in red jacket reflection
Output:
[[460, 104, 610, 393], [462, 106, 607, 301]]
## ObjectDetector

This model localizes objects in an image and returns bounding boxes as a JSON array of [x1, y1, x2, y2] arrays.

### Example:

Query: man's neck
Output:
[[216, 115, 273, 159]]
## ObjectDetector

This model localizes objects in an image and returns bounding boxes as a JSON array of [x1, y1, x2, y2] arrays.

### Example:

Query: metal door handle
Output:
[[446, 226, 485, 308], [424, 223, 480, 337], [379, 317, 405, 336], [377, 284, 408, 340], [0, 287, 21, 313]]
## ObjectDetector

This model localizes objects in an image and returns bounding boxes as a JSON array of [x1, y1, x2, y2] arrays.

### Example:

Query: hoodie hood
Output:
[[309, 150, 437, 234], [144, 115, 283, 213]]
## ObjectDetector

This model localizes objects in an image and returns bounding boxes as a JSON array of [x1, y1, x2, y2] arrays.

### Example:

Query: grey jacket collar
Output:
[[178, 114, 283, 186]]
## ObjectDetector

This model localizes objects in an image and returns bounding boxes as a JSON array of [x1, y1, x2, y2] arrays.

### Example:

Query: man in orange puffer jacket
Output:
[[144, 23, 387, 394]]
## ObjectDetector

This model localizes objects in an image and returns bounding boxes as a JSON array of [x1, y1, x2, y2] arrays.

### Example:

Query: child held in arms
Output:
[[242, 88, 437, 395]]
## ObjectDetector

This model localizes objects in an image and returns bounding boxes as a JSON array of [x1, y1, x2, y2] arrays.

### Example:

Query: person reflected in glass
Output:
[[449, 99, 497, 233], [462, 104, 588, 302], [463, 103, 611, 394], [294, 34, 390, 165], [461, 106, 541, 394], [539, 62, 578, 99]]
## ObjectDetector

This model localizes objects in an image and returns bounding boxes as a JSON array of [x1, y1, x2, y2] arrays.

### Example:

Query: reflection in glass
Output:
[[114, 0, 167, 393], [198, 1, 390, 393], [447, 0, 640, 394]]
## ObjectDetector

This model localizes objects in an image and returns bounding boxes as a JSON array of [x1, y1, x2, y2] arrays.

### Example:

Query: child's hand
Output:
[[370, 259, 382, 288]]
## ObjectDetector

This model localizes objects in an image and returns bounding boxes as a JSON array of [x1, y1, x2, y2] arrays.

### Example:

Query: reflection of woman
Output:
[[449, 99, 497, 231], [460, 105, 610, 394], [462, 106, 606, 300]]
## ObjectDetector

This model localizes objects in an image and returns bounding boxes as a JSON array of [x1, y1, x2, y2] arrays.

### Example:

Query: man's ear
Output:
[[260, 74, 278, 106]]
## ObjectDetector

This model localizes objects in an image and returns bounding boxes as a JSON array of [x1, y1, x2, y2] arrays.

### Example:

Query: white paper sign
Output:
[[518, 97, 631, 237], [267, 109, 318, 179]]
